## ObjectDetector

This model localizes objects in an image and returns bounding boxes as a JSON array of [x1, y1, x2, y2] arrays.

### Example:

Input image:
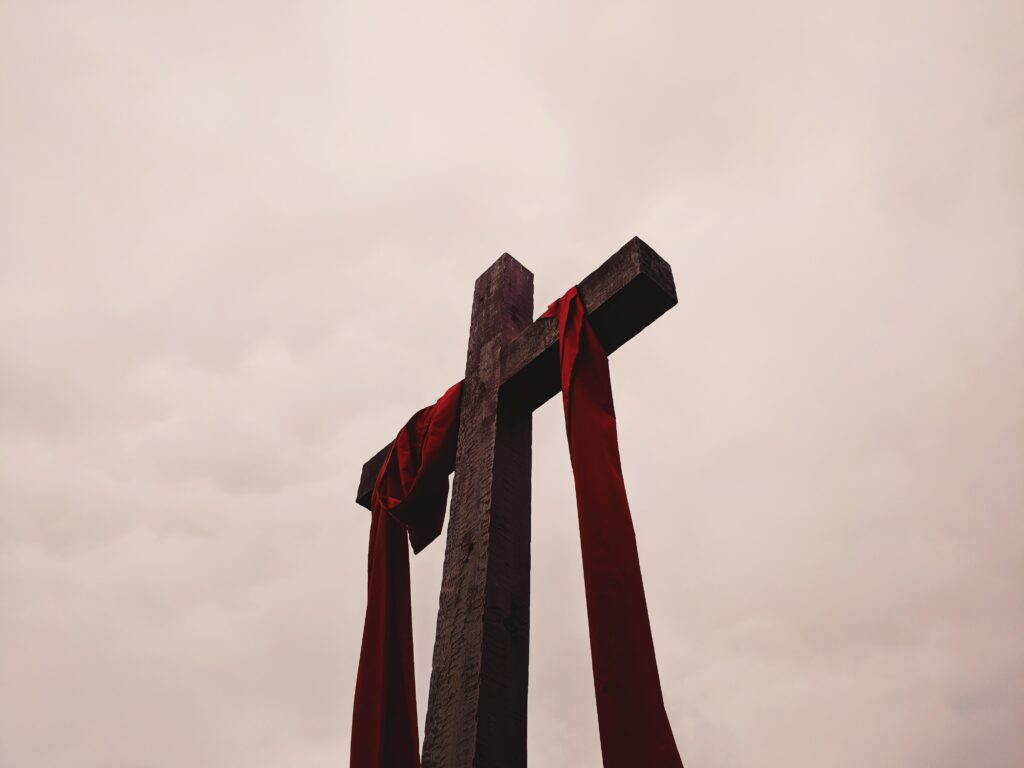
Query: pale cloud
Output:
[[1, 1, 1022, 766]]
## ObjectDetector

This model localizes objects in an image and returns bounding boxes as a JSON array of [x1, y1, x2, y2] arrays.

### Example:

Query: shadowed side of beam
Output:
[[499, 235, 676, 413], [355, 236, 676, 510]]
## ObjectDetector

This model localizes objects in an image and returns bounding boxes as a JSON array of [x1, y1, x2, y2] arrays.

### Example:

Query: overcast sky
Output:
[[1, 1, 1022, 766]]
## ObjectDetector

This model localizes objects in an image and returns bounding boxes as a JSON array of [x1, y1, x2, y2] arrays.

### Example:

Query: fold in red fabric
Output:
[[350, 381, 462, 768], [544, 286, 684, 768]]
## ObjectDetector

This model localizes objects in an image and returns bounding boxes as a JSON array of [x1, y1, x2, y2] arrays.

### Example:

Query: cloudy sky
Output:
[[1, 1, 1022, 766]]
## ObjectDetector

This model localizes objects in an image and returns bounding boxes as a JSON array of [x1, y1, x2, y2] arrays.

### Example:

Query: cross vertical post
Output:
[[421, 255, 534, 768]]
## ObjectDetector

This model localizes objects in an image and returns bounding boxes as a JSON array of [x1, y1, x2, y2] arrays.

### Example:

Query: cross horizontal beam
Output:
[[355, 235, 677, 509]]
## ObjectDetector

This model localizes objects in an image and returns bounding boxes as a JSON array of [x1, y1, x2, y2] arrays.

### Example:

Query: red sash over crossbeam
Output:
[[351, 287, 683, 768], [349, 381, 462, 768]]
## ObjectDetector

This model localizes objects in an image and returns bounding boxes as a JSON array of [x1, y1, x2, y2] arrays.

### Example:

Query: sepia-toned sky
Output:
[[2, 1, 1022, 766]]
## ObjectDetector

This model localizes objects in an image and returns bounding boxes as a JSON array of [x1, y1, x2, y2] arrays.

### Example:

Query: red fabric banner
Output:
[[544, 286, 684, 767], [350, 381, 462, 768]]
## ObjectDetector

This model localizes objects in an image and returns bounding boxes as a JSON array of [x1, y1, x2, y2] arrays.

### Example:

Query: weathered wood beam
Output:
[[420, 254, 533, 767], [500, 235, 677, 413], [354, 235, 676, 509]]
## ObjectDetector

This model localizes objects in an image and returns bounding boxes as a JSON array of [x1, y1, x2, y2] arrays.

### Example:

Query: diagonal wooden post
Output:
[[354, 237, 678, 766]]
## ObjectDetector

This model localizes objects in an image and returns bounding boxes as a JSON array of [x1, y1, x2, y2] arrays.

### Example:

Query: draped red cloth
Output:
[[351, 287, 682, 768], [350, 381, 462, 768], [543, 286, 684, 768]]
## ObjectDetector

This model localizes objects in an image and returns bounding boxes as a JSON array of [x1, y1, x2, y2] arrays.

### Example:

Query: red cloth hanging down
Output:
[[543, 286, 684, 768], [350, 381, 462, 768], [351, 287, 683, 768]]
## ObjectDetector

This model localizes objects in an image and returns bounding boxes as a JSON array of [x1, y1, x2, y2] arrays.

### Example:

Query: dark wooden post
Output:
[[354, 237, 678, 767], [421, 255, 534, 768]]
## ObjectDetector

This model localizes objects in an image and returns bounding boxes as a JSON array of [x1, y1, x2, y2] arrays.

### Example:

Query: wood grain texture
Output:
[[420, 254, 534, 768]]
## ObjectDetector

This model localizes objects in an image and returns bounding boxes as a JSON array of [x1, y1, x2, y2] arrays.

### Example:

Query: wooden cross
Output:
[[355, 237, 677, 767]]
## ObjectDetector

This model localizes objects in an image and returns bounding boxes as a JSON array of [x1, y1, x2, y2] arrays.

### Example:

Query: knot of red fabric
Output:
[[350, 381, 462, 768]]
